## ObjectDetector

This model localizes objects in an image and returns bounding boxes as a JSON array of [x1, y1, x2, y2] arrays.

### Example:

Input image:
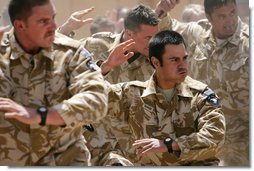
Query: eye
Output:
[[170, 58, 178, 62], [39, 19, 49, 25]]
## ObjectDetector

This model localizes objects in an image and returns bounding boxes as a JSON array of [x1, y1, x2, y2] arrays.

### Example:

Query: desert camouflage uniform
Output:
[[107, 74, 225, 166], [79, 32, 154, 165], [159, 16, 249, 166], [0, 30, 108, 166]]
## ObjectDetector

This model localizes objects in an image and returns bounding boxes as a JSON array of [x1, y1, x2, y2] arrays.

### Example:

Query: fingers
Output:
[[3, 112, 17, 119], [159, 0, 179, 13], [0, 98, 16, 112], [120, 39, 135, 52], [72, 7, 95, 19], [0, 25, 11, 40], [80, 18, 94, 24], [140, 144, 153, 155]]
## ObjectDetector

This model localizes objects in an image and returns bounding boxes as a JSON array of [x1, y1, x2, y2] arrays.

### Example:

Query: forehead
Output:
[[163, 44, 187, 55], [30, 2, 56, 18], [135, 24, 158, 35], [211, 2, 237, 14]]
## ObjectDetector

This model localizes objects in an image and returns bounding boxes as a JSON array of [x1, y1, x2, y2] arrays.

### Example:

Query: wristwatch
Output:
[[37, 106, 48, 126], [164, 137, 174, 154]]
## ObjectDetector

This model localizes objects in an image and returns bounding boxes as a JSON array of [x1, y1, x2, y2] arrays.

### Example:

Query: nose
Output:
[[52, 21, 57, 30], [49, 20, 57, 31]]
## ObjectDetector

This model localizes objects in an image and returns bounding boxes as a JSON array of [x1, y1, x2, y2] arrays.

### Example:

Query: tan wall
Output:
[[1, 0, 249, 39]]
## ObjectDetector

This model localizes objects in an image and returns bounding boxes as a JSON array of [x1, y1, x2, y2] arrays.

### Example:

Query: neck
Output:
[[14, 31, 41, 55], [155, 72, 176, 89]]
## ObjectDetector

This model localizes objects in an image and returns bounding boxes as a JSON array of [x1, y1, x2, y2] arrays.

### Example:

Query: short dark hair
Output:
[[149, 30, 185, 68], [8, 0, 50, 24], [204, 0, 236, 16], [124, 4, 160, 32]]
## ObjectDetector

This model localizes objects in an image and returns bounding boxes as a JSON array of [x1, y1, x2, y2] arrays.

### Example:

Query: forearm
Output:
[[100, 60, 113, 75], [175, 108, 225, 160]]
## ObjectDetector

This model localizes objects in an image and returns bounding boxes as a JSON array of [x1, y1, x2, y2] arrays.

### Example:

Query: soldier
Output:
[[58, 4, 159, 165], [155, 0, 249, 166], [107, 30, 225, 166], [0, 0, 107, 166]]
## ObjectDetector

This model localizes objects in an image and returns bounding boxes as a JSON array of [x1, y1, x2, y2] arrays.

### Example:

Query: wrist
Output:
[[58, 24, 74, 37], [101, 60, 113, 75]]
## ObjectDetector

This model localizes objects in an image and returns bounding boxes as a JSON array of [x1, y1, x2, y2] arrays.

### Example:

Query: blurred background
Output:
[[0, 0, 249, 39]]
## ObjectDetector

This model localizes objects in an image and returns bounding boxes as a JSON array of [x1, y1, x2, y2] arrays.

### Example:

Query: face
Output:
[[206, 2, 238, 39], [153, 43, 188, 89], [127, 24, 159, 56], [14, 1, 57, 52]]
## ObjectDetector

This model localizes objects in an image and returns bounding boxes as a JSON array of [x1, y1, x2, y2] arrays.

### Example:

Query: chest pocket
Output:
[[45, 61, 70, 105], [172, 99, 199, 137], [223, 54, 248, 83], [188, 43, 208, 78]]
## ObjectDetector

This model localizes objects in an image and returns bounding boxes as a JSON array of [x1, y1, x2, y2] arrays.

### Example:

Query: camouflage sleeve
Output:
[[82, 36, 110, 65], [107, 82, 127, 117], [175, 92, 226, 162], [159, 14, 206, 47], [175, 97, 225, 162], [53, 46, 108, 126], [99, 151, 133, 166]]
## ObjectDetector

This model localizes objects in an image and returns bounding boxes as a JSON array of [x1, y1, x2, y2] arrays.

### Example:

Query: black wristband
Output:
[[37, 106, 48, 126], [164, 137, 173, 154]]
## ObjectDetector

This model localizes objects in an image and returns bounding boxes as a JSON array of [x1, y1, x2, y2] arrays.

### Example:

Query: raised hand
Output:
[[101, 39, 135, 75], [59, 7, 95, 36], [155, 0, 180, 18]]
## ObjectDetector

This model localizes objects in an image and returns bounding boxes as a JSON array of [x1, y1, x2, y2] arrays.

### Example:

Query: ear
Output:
[[125, 29, 133, 38], [205, 14, 212, 23], [13, 20, 26, 31], [151, 56, 160, 68]]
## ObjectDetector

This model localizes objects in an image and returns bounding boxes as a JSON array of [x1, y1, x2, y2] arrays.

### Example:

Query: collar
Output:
[[7, 28, 54, 62], [108, 32, 123, 52], [202, 17, 247, 47], [141, 73, 193, 99]]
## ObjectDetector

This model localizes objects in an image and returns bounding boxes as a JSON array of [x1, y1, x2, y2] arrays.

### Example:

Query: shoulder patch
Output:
[[80, 48, 99, 72], [202, 87, 220, 108]]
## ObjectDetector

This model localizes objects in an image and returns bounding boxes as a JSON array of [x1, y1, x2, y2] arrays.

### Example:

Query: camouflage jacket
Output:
[[108, 74, 225, 166], [159, 16, 249, 165], [78, 32, 154, 165], [0, 29, 108, 166]]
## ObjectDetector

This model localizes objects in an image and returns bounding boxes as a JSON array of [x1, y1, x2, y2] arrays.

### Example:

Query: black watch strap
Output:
[[164, 137, 173, 154], [37, 106, 48, 126]]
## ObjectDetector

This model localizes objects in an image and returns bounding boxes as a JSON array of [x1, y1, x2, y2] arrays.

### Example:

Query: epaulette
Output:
[[91, 32, 115, 39], [242, 24, 249, 37], [184, 76, 207, 92], [202, 87, 220, 108], [128, 80, 147, 88], [54, 32, 82, 49], [79, 48, 100, 72]]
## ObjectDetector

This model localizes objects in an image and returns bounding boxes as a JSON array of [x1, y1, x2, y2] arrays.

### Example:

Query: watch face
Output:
[[39, 107, 47, 113], [165, 138, 172, 143], [38, 106, 48, 113]]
